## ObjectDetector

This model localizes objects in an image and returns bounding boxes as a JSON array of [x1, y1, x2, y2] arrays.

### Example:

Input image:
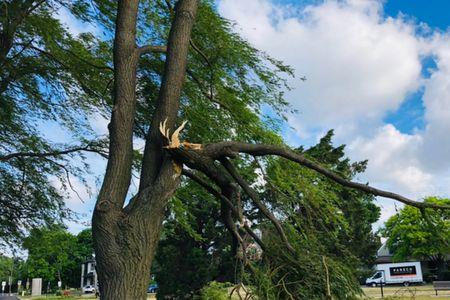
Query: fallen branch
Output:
[[198, 142, 450, 210]]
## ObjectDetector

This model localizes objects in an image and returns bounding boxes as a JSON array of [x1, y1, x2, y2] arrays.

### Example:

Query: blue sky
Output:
[[383, 0, 449, 134], [384, 0, 450, 30], [274, 0, 450, 27], [54, 0, 450, 232], [270, 0, 449, 136], [218, 0, 450, 227]]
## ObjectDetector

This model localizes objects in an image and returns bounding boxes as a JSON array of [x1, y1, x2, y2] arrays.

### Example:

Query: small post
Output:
[[81, 262, 85, 289], [380, 270, 385, 298], [8, 273, 12, 296], [17, 280, 22, 295]]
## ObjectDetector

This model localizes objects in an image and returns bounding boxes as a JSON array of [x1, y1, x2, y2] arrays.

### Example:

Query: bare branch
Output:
[[16, 43, 113, 72], [138, 45, 167, 55], [43, 158, 85, 203], [199, 142, 450, 210], [186, 69, 234, 115], [0, 145, 108, 161], [190, 39, 212, 68], [0, 39, 34, 69], [182, 169, 238, 214], [51, 41, 114, 71]]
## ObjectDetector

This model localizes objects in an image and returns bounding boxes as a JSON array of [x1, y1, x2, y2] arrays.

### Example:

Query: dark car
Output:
[[148, 283, 158, 293]]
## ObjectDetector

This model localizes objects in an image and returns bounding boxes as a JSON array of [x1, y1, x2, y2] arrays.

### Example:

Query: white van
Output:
[[366, 262, 423, 286]]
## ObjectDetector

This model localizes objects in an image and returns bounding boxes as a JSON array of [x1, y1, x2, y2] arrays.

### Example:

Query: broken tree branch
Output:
[[198, 142, 450, 210]]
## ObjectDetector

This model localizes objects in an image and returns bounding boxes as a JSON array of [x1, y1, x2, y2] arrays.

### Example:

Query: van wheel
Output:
[[403, 282, 410, 287], [371, 283, 377, 287]]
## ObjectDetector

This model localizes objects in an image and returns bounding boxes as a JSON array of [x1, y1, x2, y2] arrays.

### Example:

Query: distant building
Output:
[[375, 242, 442, 279], [80, 256, 97, 290]]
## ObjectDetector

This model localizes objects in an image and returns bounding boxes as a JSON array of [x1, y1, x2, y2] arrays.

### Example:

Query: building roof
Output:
[[377, 242, 393, 257], [375, 242, 394, 263]]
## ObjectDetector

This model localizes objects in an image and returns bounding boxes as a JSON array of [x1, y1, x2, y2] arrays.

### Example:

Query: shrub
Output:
[[195, 281, 233, 300]]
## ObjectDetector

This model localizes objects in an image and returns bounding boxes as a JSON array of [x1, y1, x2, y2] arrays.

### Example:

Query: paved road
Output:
[[0, 295, 19, 300]]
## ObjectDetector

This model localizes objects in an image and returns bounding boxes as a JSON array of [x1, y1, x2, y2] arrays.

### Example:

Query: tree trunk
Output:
[[93, 188, 172, 300], [94, 230, 157, 300], [92, 0, 198, 297], [94, 158, 184, 299]]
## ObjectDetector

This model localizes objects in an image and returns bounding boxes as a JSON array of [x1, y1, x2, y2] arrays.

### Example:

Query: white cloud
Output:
[[219, 0, 450, 226], [419, 34, 450, 172], [90, 114, 109, 136], [348, 124, 432, 196], [219, 0, 422, 137], [56, 7, 98, 37]]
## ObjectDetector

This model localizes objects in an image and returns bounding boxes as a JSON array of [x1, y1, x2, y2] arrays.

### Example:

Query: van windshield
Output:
[[372, 272, 382, 279]]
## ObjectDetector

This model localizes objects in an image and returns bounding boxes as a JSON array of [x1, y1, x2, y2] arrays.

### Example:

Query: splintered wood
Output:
[[159, 119, 202, 150]]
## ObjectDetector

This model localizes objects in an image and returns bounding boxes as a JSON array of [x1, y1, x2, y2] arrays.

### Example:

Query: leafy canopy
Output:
[[0, 0, 291, 246], [0, 0, 111, 246], [381, 197, 450, 262], [22, 225, 93, 287]]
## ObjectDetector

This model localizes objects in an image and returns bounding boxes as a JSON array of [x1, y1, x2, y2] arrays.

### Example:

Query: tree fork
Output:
[[92, 1, 198, 299]]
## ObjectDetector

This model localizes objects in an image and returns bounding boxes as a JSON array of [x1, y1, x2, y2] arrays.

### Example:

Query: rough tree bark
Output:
[[91, 0, 449, 299], [92, 1, 198, 299]]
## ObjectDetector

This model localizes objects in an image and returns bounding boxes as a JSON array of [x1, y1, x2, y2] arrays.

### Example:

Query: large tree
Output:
[[2, 0, 447, 299], [89, 1, 449, 299]]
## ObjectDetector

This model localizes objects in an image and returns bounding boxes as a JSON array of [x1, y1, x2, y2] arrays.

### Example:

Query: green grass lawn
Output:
[[18, 285, 449, 300], [362, 284, 450, 299]]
